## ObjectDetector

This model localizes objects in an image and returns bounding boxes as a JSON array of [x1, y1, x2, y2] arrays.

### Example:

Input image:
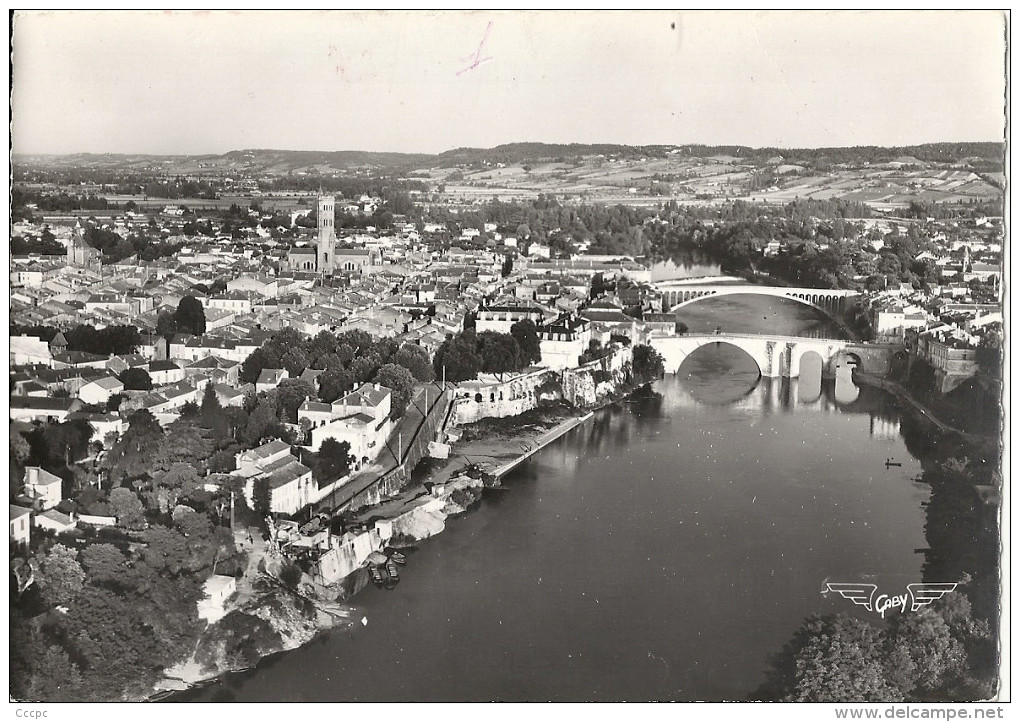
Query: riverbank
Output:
[[854, 370, 997, 447], [157, 395, 623, 700], [421, 403, 592, 486]]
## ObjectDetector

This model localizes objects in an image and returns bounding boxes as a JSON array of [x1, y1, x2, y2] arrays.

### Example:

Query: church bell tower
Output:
[[316, 195, 336, 274]]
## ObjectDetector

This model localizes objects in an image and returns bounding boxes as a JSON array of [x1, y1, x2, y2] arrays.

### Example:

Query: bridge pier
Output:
[[785, 344, 801, 378]]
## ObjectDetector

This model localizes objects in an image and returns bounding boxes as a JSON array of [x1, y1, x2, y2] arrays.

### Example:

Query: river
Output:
[[179, 296, 930, 702]]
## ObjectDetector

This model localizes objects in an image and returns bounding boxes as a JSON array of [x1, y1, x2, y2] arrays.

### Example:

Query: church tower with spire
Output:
[[316, 195, 336, 274]]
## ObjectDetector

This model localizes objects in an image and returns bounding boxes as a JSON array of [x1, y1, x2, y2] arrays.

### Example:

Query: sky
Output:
[[10, 10, 1008, 155]]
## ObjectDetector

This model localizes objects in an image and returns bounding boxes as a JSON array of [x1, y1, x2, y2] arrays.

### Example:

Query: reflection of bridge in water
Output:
[[670, 375, 903, 439], [650, 333, 875, 379]]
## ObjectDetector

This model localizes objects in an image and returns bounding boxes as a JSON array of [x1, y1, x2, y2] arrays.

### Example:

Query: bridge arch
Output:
[[674, 339, 764, 379], [835, 350, 864, 375], [666, 287, 846, 322]]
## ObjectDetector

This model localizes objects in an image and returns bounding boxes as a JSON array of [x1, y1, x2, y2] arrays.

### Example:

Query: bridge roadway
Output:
[[649, 332, 883, 379]]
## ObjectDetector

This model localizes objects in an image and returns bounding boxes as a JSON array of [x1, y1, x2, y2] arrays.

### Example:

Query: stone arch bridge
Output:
[[655, 283, 861, 318], [649, 333, 896, 379]]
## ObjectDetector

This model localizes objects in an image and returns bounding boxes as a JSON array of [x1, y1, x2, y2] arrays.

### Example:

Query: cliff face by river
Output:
[[158, 477, 486, 698], [157, 575, 351, 695]]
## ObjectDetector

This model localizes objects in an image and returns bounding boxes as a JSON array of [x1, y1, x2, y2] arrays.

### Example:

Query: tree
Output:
[[348, 354, 381, 385], [173, 295, 206, 336], [155, 311, 178, 340], [314, 438, 354, 484], [243, 399, 283, 446], [477, 331, 523, 380], [23, 645, 85, 702], [79, 544, 128, 587], [240, 347, 271, 385], [278, 560, 303, 588], [35, 419, 91, 468], [886, 607, 967, 698], [36, 544, 85, 607], [510, 319, 542, 365], [159, 418, 214, 471], [11, 429, 31, 500], [590, 272, 611, 299], [280, 348, 310, 378], [393, 343, 435, 382], [119, 367, 152, 391], [759, 614, 904, 702], [275, 379, 316, 424], [103, 410, 164, 483], [501, 255, 514, 277], [200, 381, 222, 418], [151, 462, 204, 511], [318, 367, 354, 403], [252, 477, 272, 519], [433, 332, 482, 382], [373, 364, 415, 418], [631, 344, 665, 386], [139, 524, 195, 576], [109, 487, 146, 530]]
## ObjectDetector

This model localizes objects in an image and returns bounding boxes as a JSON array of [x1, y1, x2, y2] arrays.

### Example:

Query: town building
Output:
[[538, 313, 593, 370], [23, 467, 63, 510]]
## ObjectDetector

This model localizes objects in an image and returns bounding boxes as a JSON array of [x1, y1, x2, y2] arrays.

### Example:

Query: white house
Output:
[[256, 368, 289, 394], [77, 375, 125, 405], [529, 243, 551, 259], [148, 360, 186, 386], [298, 399, 334, 430], [10, 505, 31, 547], [309, 383, 392, 462], [538, 314, 593, 370], [197, 574, 237, 623], [872, 305, 929, 343], [235, 439, 292, 478], [475, 304, 546, 334], [242, 454, 316, 516], [23, 466, 63, 510], [10, 335, 53, 367], [34, 509, 77, 534]]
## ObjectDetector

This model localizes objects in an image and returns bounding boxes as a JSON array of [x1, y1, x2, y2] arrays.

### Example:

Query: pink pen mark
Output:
[[457, 21, 494, 76]]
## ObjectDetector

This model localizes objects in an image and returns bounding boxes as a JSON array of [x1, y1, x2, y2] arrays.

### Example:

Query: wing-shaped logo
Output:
[[825, 583, 877, 611], [907, 583, 958, 612]]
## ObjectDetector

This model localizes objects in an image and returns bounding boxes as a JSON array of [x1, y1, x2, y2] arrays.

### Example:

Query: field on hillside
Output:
[[432, 155, 1001, 208]]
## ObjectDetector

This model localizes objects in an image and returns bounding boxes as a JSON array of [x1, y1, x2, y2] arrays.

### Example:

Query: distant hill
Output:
[[13, 141, 1004, 175]]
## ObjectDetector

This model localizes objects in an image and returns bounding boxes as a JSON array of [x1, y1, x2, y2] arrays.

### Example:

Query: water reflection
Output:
[[673, 342, 867, 416], [650, 257, 722, 282], [798, 353, 823, 402]]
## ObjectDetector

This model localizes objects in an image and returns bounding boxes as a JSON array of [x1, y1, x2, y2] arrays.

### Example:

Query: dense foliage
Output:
[[174, 295, 207, 336], [83, 226, 184, 264], [631, 344, 666, 386], [11, 323, 142, 357], [314, 438, 355, 485], [758, 593, 995, 702], [240, 329, 430, 405], [433, 328, 540, 382]]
